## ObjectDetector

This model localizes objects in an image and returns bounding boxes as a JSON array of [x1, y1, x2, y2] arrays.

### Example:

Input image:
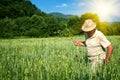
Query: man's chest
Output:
[[86, 37, 100, 47]]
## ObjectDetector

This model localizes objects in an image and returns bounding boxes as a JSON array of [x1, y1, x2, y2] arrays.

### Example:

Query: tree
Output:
[[99, 22, 107, 35], [80, 13, 100, 28], [67, 16, 81, 35], [79, 13, 109, 34], [44, 15, 60, 36], [29, 15, 47, 37], [0, 0, 47, 19], [67, 16, 80, 28], [0, 18, 16, 38], [15, 16, 31, 36], [107, 22, 120, 35], [73, 13, 101, 35]]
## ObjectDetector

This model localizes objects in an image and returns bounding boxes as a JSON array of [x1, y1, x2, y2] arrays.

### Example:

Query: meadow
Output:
[[0, 36, 120, 80]]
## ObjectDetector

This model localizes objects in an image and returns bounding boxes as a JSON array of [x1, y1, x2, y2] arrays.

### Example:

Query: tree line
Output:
[[0, 0, 120, 38]]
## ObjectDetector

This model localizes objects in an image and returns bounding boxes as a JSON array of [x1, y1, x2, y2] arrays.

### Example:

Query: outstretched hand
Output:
[[73, 40, 84, 46]]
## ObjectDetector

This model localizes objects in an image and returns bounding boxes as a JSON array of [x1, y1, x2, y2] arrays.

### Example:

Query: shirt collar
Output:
[[91, 29, 97, 38]]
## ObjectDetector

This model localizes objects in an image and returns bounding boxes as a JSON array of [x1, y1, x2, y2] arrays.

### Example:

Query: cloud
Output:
[[56, 3, 67, 8], [69, 1, 87, 15]]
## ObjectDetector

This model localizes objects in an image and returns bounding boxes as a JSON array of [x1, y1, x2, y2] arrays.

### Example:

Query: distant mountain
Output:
[[49, 12, 73, 18]]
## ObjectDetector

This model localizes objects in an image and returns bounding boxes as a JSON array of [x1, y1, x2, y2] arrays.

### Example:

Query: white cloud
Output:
[[56, 3, 67, 8]]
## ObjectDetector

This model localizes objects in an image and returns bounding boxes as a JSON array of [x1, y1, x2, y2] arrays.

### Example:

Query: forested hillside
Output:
[[0, 0, 46, 19], [0, 0, 120, 38], [0, 0, 68, 38]]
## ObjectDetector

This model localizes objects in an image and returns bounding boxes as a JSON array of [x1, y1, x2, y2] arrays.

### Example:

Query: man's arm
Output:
[[105, 44, 113, 63]]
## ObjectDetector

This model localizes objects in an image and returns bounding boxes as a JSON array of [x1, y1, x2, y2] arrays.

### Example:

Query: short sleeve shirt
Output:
[[85, 30, 111, 56]]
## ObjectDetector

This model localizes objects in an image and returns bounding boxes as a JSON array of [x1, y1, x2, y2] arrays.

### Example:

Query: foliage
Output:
[[80, 13, 100, 25], [67, 16, 81, 35], [0, 0, 120, 38], [0, 15, 68, 38], [0, 0, 46, 19], [0, 18, 16, 38], [107, 22, 120, 35], [67, 13, 100, 35], [99, 22, 107, 35], [79, 13, 100, 31]]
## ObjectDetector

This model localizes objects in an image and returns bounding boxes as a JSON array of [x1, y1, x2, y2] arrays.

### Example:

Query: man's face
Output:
[[85, 29, 96, 37]]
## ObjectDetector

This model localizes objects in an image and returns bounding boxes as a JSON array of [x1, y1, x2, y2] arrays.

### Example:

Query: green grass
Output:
[[0, 36, 120, 80]]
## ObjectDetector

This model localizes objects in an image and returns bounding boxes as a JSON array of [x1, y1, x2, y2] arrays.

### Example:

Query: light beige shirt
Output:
[[85, 29, 111, 57]]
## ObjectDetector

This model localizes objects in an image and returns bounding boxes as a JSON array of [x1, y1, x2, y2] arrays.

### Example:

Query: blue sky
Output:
[[30, 0, 87, 15], [30, 0, 120, 22]]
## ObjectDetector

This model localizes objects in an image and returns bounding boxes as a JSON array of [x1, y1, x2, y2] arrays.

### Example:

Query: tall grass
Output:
[[0, 36, 120, 80]]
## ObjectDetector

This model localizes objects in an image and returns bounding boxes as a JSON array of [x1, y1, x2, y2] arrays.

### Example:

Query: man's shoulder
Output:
[[96, 30, 104, 36]]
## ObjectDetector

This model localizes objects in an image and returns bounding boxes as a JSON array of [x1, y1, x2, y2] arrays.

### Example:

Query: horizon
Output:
[[30, 0, 120, 22]]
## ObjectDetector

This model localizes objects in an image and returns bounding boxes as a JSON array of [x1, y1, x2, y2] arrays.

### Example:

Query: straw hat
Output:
[[81, 19, 96, 32]]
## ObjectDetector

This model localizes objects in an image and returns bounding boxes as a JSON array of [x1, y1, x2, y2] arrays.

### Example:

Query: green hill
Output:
[[0, 0, 47, 19], [50, 12, 73, 18]]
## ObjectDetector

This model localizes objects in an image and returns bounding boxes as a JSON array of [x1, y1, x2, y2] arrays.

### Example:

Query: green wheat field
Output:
[[0, 36, 120, 80]]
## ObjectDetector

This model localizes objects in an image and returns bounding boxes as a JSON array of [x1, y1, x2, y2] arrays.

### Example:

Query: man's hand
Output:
[[105, 44, 113, 63], [105, 58, 109, 63], [73, 40, 84, 46]]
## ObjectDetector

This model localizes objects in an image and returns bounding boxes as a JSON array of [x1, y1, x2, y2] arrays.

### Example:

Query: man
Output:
[[73, 19, 113, 71]]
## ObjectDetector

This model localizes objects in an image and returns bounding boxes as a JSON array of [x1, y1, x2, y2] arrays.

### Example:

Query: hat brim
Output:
[[82, 22, 96, 32]]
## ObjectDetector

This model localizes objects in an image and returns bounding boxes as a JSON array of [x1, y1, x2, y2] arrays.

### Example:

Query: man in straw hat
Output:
[[73, 19, 113, 71]]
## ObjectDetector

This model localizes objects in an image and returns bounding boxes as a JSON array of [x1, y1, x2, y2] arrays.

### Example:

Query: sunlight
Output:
[[88, 0, 119, 21], [95, 2, 112, 21]]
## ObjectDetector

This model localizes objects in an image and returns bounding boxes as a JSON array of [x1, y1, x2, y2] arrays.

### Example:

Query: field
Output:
[[0, 36, 120, 80]]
